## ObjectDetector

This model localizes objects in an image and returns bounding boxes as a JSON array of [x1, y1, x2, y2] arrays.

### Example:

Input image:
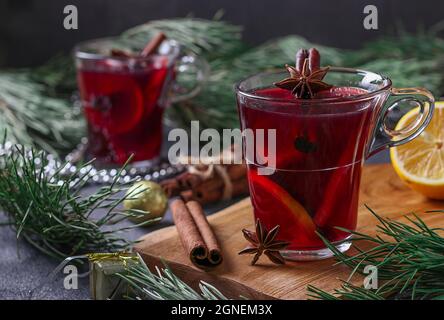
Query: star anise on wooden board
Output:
[[238, 219, 290, 265], [274, 48, 332, 99]]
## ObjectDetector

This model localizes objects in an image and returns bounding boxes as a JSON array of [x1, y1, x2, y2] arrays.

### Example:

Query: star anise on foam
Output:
[[238, 219, 290, 266], [274, 58, 332, 99]]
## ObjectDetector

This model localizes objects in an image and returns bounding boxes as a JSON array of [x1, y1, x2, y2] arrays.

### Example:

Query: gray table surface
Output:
[[0, 145, 389, 300]]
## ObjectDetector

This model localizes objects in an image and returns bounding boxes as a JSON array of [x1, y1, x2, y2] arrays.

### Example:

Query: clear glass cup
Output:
[[235, 67, 434, 261], [75, 38, 208, 166]]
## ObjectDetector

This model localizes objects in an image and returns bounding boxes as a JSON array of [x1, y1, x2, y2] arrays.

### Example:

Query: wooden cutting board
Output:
[[134, 164, 444, 299]]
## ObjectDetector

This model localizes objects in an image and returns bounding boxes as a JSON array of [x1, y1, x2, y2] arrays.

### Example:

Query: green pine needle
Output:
[[121, 16, 245, 60], [0, 72, 85, 154], [0, 144, 156, 260], [116, 259, 229, 300], [308, 206, 444, 300]]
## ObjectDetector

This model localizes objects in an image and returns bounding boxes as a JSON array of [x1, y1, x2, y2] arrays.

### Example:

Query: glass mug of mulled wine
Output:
[[236, 67, 434, 261], [74, 37, 208, 165]]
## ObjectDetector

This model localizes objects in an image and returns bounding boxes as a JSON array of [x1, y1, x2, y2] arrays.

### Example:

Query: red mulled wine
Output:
[[77, 60, 171, 164], [240, 86, 373, 249]]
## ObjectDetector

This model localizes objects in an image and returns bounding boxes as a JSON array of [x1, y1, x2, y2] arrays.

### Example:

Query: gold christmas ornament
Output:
[[124, 181, 168, 224]]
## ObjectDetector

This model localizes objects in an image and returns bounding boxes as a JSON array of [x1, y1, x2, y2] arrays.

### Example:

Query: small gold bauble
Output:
[[123, 181, 168, 224]]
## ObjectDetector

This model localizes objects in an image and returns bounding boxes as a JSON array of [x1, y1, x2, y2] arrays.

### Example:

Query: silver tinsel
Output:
[[0, 139, 185, 186]]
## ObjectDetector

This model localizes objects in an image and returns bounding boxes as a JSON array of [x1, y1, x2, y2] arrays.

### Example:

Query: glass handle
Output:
[[367, 87, 435, 157], [169, 54, 210, 104]]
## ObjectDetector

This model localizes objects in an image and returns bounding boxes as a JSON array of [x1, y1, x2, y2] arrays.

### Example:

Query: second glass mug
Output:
[[75, 38, 208, 165], [235, 67, 434, 261]]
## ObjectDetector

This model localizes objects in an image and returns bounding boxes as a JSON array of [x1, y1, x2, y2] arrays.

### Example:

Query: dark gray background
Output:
[[1, 0, 444, 67]]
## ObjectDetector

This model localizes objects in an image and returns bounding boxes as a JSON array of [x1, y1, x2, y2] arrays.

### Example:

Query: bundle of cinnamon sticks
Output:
[[170, 198, 222, 269], [161, 163, 249, 205], [160, 148, 250, 269], [161, 149, 249, 269]]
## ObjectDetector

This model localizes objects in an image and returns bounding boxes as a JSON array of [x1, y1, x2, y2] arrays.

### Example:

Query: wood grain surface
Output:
[[134, 164, 444, 299]]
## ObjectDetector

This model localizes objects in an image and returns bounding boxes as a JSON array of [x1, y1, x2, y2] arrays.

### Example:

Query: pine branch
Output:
[[0, 144, 156, 260], [117, 259, 229, 300], [30, 54, 78, 96], [121, 17, 245, 60], [344, 29, 444, 65], [357, 59, 443, 95], [307, 206, 444, 300], [0, 72, 85, 154]]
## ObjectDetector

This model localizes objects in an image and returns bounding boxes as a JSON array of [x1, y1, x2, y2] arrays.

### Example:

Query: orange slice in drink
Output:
[[248, 170, 318, 245]]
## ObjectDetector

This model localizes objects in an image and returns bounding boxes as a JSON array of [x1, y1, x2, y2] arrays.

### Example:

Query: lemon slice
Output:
[[390, 101, 444, 199]]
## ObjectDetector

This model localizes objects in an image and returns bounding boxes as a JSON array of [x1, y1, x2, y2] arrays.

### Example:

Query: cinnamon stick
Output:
[[308, 48, 320, 72], [188, 177, 249, 204], [160, 178, 181, 197], [160, 172, 204, 197], [170, 198, 222, 269], [178, 172, 204, 189], [161, 163, 248, 203], [141, 32, 166, 57], [109, 32, 166, 59], [170, 198, 207, 262], [295, 48, 309, 72], [186, 201, 222, 265], [110, 49, 132, 58], [194, 177, 224, 194], [229, 177, 250, 195], [180, 189, 194, 202], [227, 163, 247, 181]]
